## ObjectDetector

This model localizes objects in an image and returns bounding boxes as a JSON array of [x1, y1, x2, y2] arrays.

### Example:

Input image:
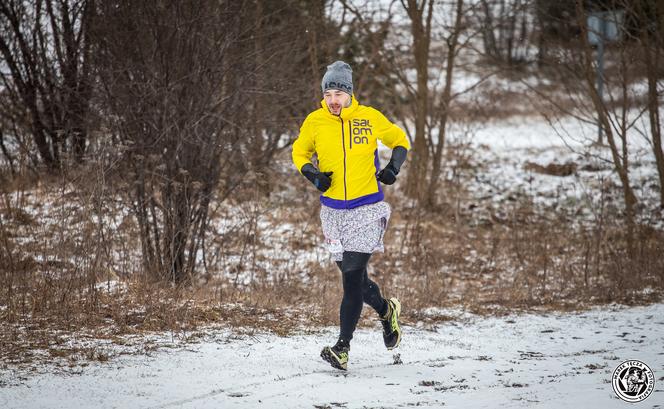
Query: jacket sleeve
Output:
[[371, 108, 410, 151], [292, 115, 316, 174]]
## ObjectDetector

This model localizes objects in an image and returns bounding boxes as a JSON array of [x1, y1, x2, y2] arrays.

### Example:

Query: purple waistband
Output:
[[320, 191, 384, 209]]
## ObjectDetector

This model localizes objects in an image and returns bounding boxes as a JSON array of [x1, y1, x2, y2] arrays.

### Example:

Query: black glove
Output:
[[301, 163, 333, 192], [377, 164, 398, 185], [377, 146, 407, 185]]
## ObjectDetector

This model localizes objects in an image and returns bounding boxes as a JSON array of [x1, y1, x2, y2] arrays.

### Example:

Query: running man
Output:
[[291, 61, 410, 370]]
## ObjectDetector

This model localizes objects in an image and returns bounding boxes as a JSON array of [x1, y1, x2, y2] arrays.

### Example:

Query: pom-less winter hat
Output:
[[321, 61, 353, 95]]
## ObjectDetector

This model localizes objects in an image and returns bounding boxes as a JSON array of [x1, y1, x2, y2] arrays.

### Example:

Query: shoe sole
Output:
[[321, 347, 347, 370], [387, 298, 402, 350]]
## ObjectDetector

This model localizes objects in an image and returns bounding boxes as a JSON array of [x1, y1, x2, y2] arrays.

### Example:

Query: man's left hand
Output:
[[377, 164, 398, 185]]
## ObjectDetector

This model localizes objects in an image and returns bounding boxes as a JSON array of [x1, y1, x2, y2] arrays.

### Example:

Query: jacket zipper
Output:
[[340, 118, 348, 208]]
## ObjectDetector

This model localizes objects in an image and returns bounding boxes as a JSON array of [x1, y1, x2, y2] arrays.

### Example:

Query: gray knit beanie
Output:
[[321, 61, 353, 95]]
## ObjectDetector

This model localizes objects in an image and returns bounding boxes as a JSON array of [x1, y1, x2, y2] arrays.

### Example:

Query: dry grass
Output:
[[1, 147, 663, 369], [375, 184, 663, 312]]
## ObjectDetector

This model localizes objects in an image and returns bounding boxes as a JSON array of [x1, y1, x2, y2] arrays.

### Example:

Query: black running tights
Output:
[[337, 251, 388, 343]]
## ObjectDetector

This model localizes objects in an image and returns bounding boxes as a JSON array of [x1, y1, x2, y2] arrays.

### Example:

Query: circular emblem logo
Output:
[[612, 360, 655, 402]]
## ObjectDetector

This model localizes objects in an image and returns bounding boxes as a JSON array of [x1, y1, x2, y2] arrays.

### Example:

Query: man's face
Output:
[[324, 90, 351, 116]]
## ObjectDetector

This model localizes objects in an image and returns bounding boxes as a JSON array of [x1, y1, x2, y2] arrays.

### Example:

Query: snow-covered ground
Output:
[[444, 114, 664, 230], [2, 303, 662, 408]]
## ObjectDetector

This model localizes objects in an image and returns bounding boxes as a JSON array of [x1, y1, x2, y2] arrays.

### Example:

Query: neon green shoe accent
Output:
[[381, 298, 402, 350], [389, 298, 401, 332], [321, 346, 348, 370]]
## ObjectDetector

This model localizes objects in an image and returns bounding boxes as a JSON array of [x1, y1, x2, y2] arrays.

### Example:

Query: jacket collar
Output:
[[320, 94, 359, 119]]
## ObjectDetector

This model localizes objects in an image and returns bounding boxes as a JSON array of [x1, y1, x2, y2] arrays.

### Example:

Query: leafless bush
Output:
[[0, 0, 94, 169], [89, 0, 331, 284]]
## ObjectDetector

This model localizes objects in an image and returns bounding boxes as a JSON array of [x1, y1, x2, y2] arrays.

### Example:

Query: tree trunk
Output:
[[641, 2, 664, 209], [0, 129, 16, 175], [480, 0, 499, 60], [404, 0, 434, 201], [427, 0, 464, 207], [576, 0, 637, 256]]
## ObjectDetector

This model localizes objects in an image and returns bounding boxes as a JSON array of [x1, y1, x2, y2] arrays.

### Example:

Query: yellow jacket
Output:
[[292, 96, 410, 209]]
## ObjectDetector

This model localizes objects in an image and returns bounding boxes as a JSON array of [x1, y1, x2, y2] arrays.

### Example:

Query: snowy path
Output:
[[2, 303, 663, 408]]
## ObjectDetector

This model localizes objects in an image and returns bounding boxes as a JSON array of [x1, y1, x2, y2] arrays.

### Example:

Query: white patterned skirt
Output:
[[320, 201, 391, 261]]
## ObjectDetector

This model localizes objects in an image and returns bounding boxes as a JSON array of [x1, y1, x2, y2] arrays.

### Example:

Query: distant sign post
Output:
[[587, 10, 624, 144]]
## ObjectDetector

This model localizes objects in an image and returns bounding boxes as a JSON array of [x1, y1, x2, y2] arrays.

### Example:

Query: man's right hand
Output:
[[301, 164, 333, 192]]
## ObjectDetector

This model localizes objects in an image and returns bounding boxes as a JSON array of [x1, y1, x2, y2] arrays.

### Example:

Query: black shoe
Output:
[[381, 298, 402, 350], [320, 339, 350, 370]]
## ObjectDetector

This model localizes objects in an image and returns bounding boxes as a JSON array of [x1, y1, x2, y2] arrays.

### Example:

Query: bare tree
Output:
[[524, 1, 643, 255], [92, 0, 323, 283], [396, 0, 485, 207], [426, 0, 465, 206], [401, 0, 435, 201], [92, 1, 251, 283], [634, 0, 664, 208], [0, 0, 94, 170], [336, 0, 401, 109], [245, 0, 334, 174], [532, 0, 577, 66], [478, 0, 534, 66], [575, 1, 639, 255]]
